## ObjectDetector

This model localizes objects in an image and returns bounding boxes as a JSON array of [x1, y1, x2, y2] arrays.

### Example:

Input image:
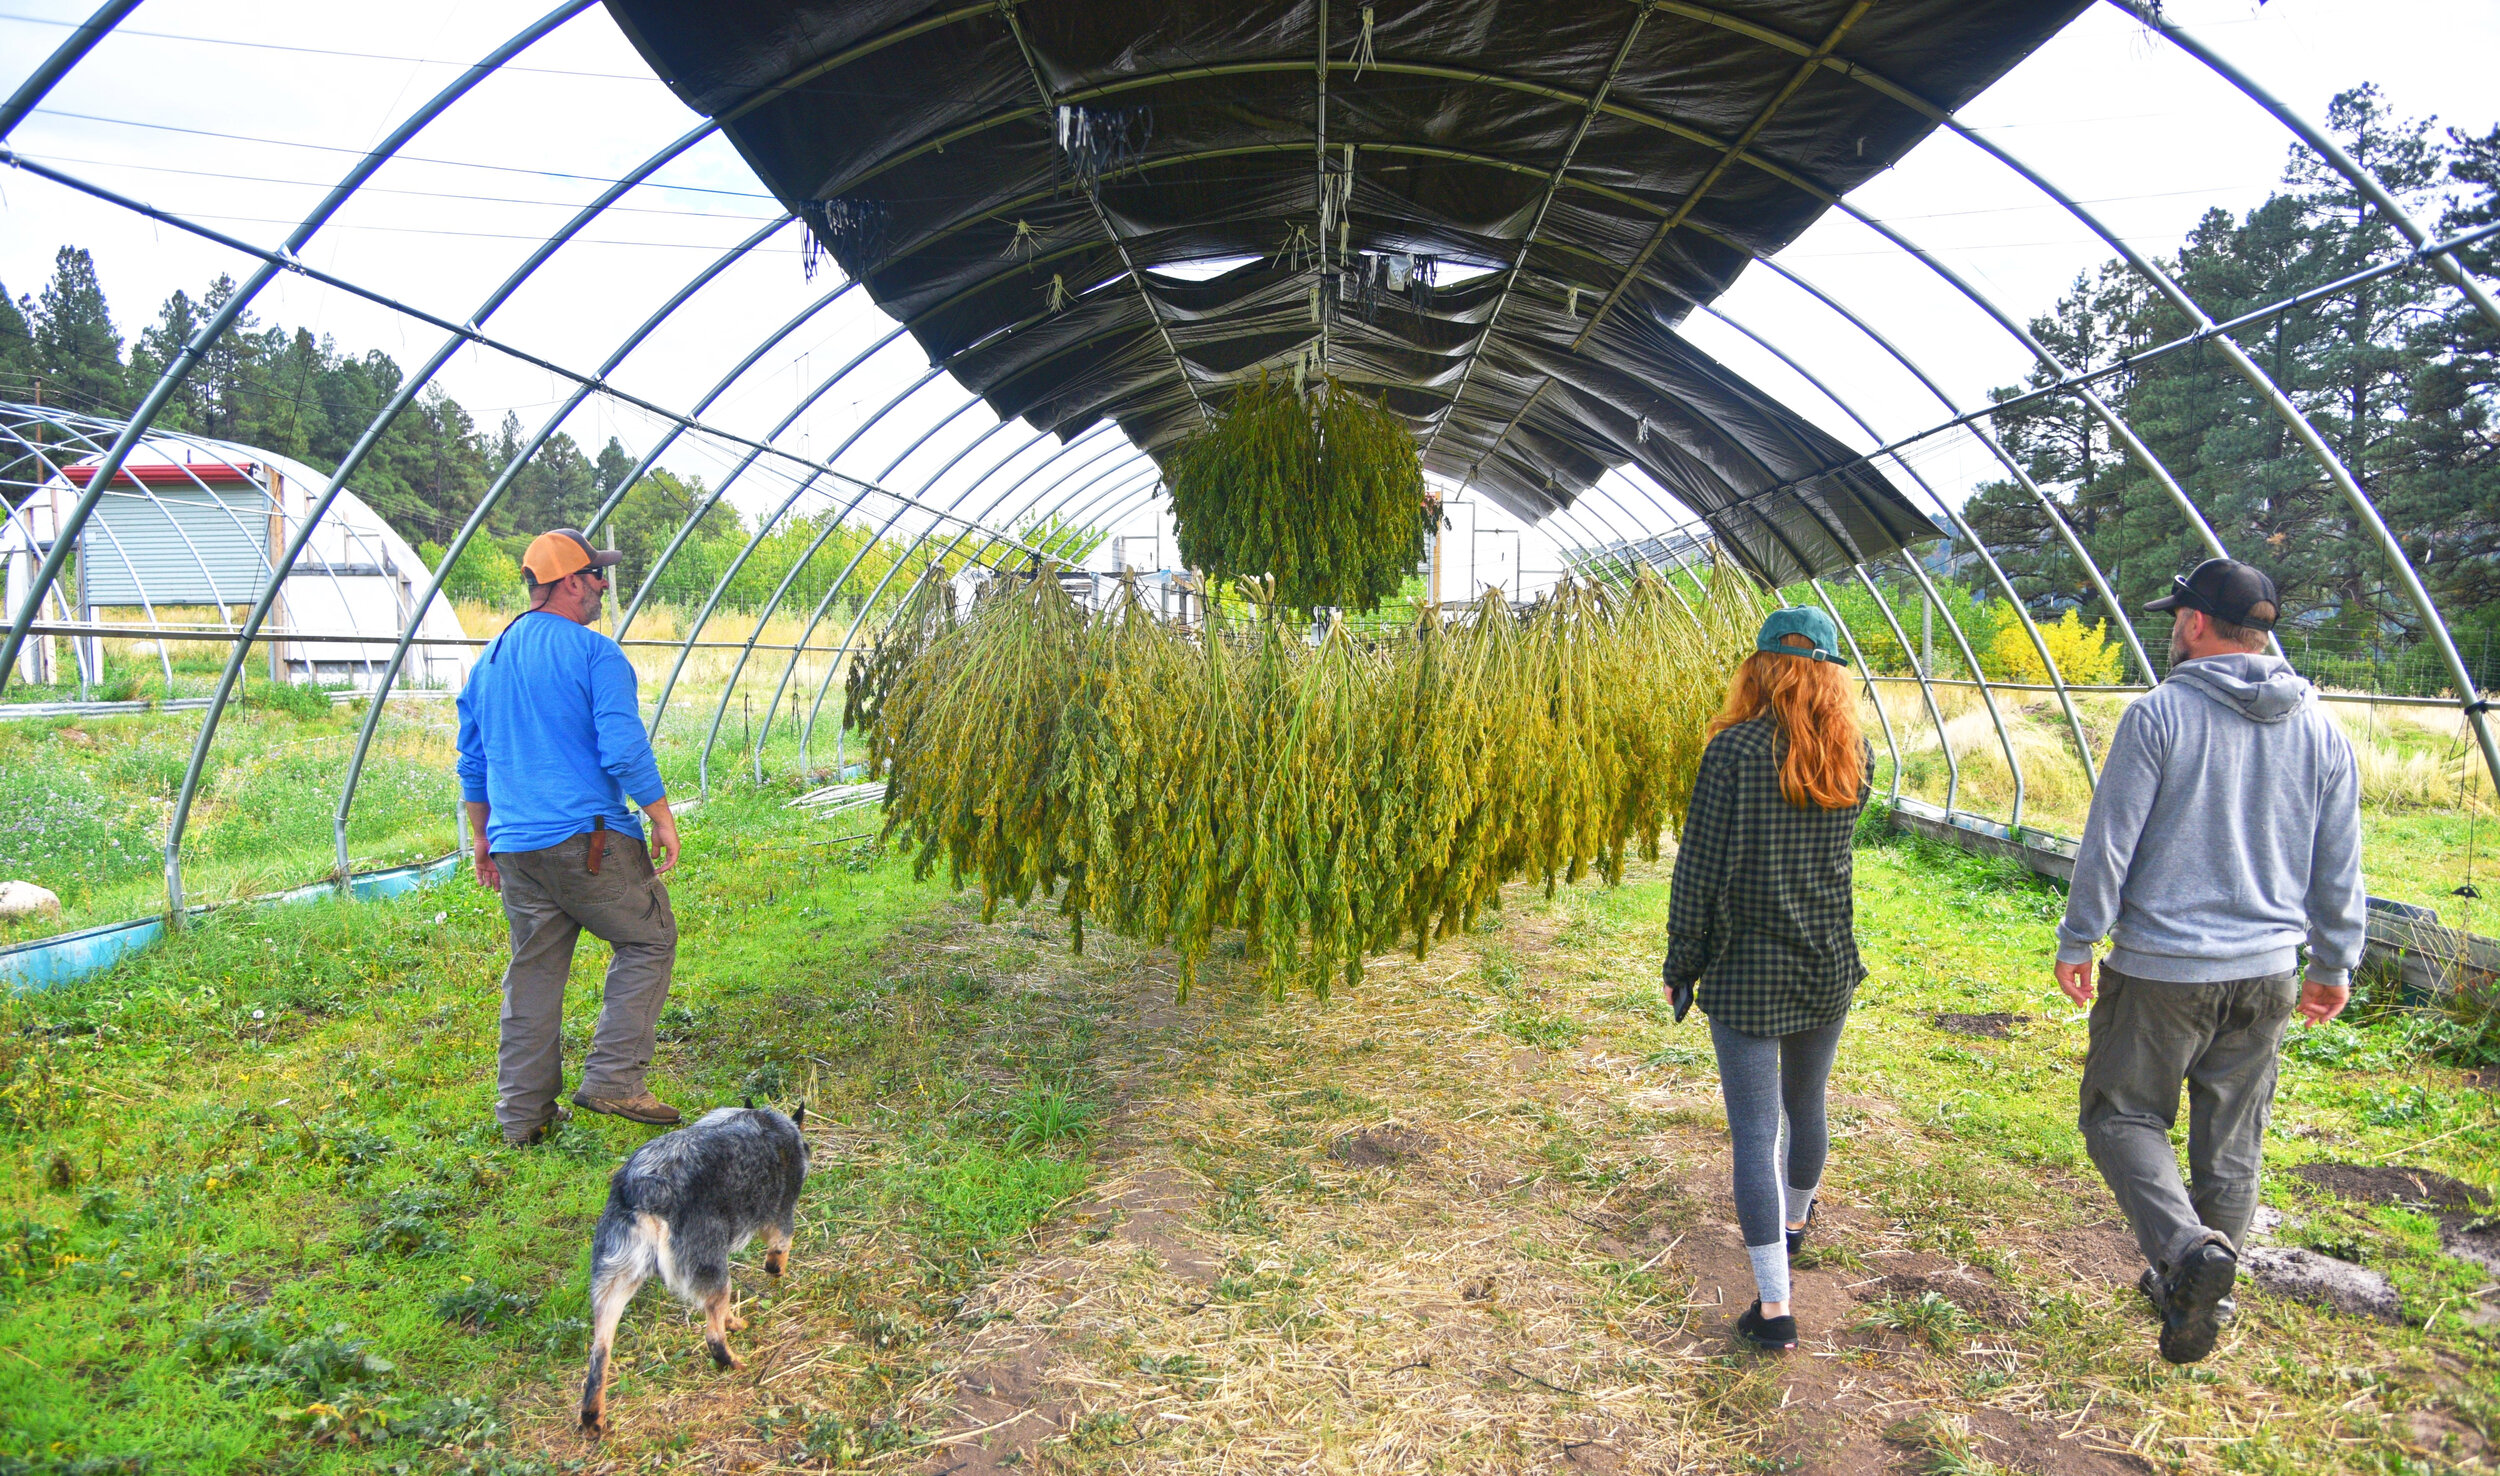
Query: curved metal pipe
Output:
[[1698, 302, 2092, 798], [1940, 105, 2500, 796], [765, 427, 1133, 770], [0, 0, 600, 701], [0, 415, 180, 691], [642, 369, 958, 740], [667, 388, 998, 788], [810, 457, 1165, 779], [785, 430, 1140, 771], [1810, 574, 1901, 800], [698, 409, 1035, 789], [805, 456, 1166, 770], [581, 279, 860, 539], [613, 321, 914, 642], [0, 0, 144, 141]]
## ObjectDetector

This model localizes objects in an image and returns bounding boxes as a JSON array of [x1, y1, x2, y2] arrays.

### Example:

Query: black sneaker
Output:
[[2136, 1266, 2167, 1313], [1736, 1301, 1797, 1353], [2159, 1242, 2237, 1365], [1785, 1201, 1816, 1259]]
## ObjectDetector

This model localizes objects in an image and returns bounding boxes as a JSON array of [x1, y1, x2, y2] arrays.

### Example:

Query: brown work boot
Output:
[[572, 1088, 681, 1126]]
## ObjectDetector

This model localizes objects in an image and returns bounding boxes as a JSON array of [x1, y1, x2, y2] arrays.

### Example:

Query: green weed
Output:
[[1854, 1290, 1982, 1352]]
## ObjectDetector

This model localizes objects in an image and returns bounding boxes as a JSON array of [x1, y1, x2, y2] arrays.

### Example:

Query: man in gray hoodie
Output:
[[2055, 557, 2365, 1366]]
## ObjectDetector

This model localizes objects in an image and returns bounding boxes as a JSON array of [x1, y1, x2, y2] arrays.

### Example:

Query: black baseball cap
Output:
[[2145, 557, 2279, 631]]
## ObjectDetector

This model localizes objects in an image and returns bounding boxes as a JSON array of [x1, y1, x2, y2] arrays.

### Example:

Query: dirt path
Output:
[[859, 896, 2161, 1475]]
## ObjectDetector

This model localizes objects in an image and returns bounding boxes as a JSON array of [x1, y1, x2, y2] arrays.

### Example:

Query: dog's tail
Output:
[[581, 1207, 659, 1437]]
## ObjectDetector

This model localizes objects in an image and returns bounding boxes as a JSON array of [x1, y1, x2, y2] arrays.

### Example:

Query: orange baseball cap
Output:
[[521, 528, 623, 584]]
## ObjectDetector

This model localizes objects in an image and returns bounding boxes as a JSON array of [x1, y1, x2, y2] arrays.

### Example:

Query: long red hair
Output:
[[1707, 634, 1865, 810]]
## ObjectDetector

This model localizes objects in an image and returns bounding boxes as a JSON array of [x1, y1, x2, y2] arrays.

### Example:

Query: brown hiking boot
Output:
[[571, 1088, 681, 1126]]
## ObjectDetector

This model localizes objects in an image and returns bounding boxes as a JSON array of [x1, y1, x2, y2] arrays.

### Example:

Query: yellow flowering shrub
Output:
[[1990, 607, 2126, 686]]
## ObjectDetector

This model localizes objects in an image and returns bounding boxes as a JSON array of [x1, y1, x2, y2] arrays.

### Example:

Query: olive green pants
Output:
[[494, 831, 677, 1136], [2079, 964, 2300, 1273]]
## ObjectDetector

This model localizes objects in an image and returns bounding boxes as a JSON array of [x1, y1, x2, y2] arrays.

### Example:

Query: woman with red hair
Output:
[[1663, 605, 1873, 1353]]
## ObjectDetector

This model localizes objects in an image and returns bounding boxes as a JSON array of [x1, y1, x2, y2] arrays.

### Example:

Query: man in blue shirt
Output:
[[457, 528, 685, 1146]]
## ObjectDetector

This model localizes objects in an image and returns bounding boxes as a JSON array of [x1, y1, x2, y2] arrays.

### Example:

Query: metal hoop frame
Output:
[[2, 0, 2493, 922]]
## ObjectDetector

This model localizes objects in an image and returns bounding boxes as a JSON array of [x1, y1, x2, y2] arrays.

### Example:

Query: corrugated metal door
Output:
[[80, 483, 275, 606]]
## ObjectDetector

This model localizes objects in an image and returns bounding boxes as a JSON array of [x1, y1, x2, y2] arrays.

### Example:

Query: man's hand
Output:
[[2298, 978, 2350, 1026], [466, 802, 499, 892], [645, 798, 681, 877], [2056, 956, 2095, 1007]]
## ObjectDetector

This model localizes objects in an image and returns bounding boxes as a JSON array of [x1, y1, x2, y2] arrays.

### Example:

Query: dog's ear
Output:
[[792, 1102, 807, 1129], [744, 1096, 755, 1110]]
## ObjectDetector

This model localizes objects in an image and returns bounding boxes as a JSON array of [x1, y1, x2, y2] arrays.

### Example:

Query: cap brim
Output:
[[2142, 592, 2183, 612], [585, 549, 622, 569]]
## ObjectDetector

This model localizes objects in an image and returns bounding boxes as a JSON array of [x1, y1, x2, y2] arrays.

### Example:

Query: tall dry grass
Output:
[[1855, 672, 2495, 833]]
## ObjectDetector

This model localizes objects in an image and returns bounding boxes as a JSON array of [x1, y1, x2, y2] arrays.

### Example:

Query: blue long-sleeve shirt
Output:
[[455, 610, 666, 854]]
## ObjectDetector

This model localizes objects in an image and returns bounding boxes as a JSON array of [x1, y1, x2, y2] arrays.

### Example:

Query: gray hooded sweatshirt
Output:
[[2056, 651, 2365, 988]]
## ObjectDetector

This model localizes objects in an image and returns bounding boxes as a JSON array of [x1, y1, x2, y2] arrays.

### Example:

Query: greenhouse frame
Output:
[[3, 0, 2496, 918]]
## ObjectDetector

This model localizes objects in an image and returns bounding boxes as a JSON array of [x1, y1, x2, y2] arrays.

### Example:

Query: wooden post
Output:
[[1429, 501, 1443, 612]]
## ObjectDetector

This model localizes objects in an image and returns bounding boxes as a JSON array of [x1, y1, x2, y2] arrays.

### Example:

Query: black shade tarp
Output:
[[602, 0, 2089, 583]]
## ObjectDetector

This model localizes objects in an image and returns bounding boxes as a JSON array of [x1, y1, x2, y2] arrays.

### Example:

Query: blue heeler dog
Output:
[[580, 1101, 808, 1436]]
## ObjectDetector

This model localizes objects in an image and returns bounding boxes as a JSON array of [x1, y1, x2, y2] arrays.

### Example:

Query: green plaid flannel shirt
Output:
[[1663, 716, 1872, 1038]]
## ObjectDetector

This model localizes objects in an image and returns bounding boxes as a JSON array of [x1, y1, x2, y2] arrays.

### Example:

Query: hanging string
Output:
[[1054, 103, 1154, 191], [1001, 218, 1038, 262], [1277, 222, 1316, 274], [1350, 5, 1377, 78], [1565, 285, 1581, 318], [805, 197, 889, 280], [1047, 273, 1073, 312], [799, 199, 831, 281]]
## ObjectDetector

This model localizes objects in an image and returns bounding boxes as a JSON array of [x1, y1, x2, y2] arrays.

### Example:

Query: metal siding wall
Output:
[[79, 484, 273, 606]]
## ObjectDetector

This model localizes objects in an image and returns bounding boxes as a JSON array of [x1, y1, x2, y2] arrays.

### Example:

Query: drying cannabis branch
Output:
[[868, 565, 1762, 999], [1166, 374, 1436, 616]]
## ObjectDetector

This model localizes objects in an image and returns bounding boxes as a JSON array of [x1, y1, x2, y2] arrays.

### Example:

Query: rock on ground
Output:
[[0, 881, 61, 919], [2240, 1245, 2402, 1322]]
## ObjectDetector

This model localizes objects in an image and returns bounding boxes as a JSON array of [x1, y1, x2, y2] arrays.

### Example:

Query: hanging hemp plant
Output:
[[840, 567, 957, 739], [1166, 372, 1435, 616], [866, 558, 1767, 1002]]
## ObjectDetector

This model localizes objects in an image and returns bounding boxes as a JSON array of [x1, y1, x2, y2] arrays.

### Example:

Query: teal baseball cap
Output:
[[1755, 606, 1849, 666]]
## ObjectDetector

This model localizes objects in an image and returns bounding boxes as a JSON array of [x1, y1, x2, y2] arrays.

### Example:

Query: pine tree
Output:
[[30, 246, 123, 414]]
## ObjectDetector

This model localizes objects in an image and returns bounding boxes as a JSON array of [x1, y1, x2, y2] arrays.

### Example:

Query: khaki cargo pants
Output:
[[494, 831, 677, 1136], [2079, 964, 2299, 1273]]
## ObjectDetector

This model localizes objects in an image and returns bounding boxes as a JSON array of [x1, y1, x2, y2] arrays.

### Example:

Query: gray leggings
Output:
[[1710, 1015, 1847, 1279]]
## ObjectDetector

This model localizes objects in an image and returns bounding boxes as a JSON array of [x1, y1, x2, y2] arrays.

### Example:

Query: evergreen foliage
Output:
[[0, 251, 1106, 626], [870, 567, 1763, 998], [1963, 85, 2500, 678], [1167, 375, 1434, 616]]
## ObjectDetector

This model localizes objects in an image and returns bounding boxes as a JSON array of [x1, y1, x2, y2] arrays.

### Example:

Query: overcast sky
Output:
[[2, 0, 2494, 597]]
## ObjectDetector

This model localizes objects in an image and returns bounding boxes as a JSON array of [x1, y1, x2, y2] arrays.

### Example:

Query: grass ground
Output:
[[0, 598, 878, 942], [6, 787, 2500, 1474]]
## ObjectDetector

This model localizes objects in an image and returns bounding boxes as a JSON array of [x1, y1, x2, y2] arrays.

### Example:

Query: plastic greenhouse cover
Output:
[[599, 0, 2092, 584]]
